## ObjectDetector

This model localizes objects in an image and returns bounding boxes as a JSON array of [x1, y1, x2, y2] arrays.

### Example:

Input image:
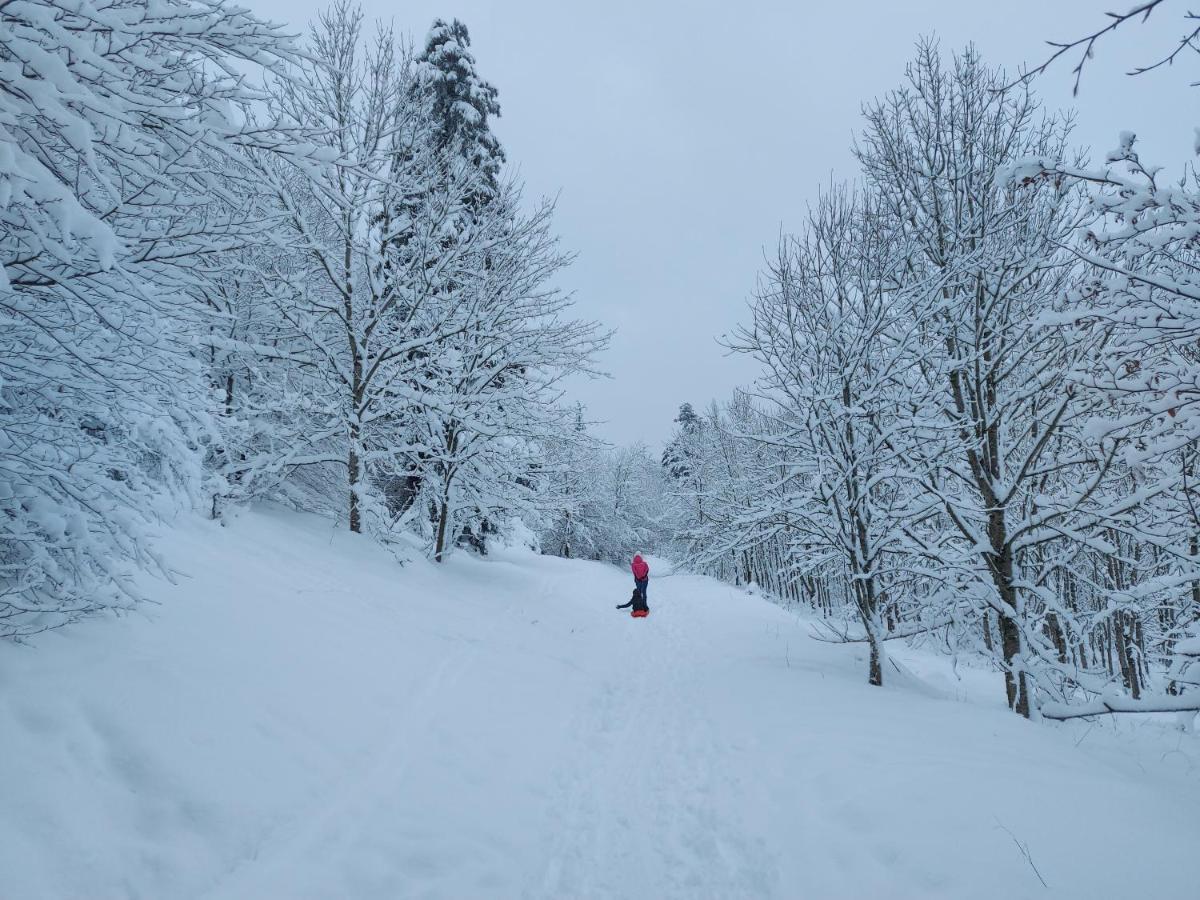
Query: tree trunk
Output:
[[1115, 612, 1142, 700], [1046, 611, 1068, 665], [867, 630, 883, 687], [991, 528, 1030, 717], [998, 608, 1028, 716], [1191, 533, 1200, 617], [855, 575, 884, 687], [434, 490, 451, 562], [348, 429, 361, 534]]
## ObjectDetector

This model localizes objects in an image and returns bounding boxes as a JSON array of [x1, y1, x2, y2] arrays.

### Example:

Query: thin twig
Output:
[[994, 817, 1050, 890]]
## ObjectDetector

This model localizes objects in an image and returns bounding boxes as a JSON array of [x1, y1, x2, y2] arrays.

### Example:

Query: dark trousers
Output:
[[635, 578, 648, 604]]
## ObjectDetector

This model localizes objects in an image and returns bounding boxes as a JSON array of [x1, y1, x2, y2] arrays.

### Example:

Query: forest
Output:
[[4, 0, 1200, 728]]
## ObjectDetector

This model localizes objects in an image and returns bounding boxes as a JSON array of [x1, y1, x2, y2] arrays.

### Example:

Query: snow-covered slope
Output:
[[2, 507, 1197, 900]]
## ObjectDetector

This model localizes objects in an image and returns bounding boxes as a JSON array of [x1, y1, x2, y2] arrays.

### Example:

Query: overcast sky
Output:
[[247, 0, 1199, 448]]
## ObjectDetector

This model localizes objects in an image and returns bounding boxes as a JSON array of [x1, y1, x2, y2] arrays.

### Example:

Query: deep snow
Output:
[[2, 506, 1198, 900]]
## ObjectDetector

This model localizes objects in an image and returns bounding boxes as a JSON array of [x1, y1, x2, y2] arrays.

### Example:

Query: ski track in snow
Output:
[[3, 508, 1200, 900], [204, 646, 478, 900], [533, 587, 777, 900]]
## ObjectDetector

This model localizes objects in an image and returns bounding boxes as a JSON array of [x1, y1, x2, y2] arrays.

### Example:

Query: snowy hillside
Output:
[[1, 507, 1196, 900]]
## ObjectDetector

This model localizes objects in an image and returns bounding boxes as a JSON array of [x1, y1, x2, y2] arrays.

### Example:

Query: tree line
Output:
[[667, 35, 1200, 720], [8, 1, 1200, 726], [1, 0, 611, 637]]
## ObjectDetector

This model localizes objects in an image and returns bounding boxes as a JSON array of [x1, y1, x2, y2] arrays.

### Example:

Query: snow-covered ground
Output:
[[2, 507, 1197, 900]]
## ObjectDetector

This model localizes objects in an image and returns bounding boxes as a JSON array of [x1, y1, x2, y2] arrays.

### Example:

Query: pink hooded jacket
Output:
[[631, 555, 649, 580]]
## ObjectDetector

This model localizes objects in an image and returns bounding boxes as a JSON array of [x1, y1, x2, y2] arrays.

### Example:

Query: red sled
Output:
[[631, 609, 649, 618]]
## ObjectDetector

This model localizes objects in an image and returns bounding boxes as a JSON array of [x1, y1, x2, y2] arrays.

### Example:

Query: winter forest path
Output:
[[2, 508, 1198, 899]]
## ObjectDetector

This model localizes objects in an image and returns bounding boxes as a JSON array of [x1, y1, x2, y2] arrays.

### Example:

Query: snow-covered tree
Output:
[[540, 411, 676, 565], [0, 0, 603, 629], [417, 18, 505, 196], [1002, 137, 1200, 719], [855, 42, 1113, 716], [402, 192, 606, 561], [683, 40, 1200, 718], [243, 4, 493, 536], [725, 186, 940, 685], [662, 402, 713, 531], [0, 0, 298, 636]]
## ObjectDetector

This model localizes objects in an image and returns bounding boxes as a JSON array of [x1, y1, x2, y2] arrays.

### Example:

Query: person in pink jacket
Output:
[[616, 554, 651, 617]]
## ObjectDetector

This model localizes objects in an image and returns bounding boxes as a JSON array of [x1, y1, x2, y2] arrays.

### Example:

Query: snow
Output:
[[1176, 634, 1200, 656], [2, 506, 1198, 899]]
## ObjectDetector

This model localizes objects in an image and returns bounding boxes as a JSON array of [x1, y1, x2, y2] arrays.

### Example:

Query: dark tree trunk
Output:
[[434, 491, 451, 562], [348, 432, 361, 534], [1115, 612, 1142, 700], [991, 531, 1030, 717], [867, 631, 883, 687], [1046, 611, 1068, 665]]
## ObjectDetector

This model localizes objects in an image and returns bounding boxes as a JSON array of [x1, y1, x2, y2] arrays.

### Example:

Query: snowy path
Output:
[[3, 507, 1199, 899], [533, 585, 777, 900]]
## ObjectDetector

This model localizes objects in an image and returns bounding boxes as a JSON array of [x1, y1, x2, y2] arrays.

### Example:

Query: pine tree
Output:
[[417, 19, 505, 193], [663, 403, 701, 479]]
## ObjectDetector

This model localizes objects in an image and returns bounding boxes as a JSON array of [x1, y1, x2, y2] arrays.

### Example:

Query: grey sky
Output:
[[247, 0, 1199, 448]]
